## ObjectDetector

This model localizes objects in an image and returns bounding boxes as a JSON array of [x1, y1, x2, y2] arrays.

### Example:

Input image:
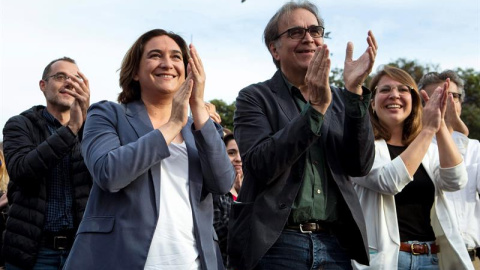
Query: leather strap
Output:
[[399, 242, 440, 255], [285, 222, 328, 233]]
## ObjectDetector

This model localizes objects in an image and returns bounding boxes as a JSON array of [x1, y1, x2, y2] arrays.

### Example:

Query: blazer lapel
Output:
[[124, 100, 153, 138], [181, 119, 203, 203], [271, 71, 299, 121], [321, 106, 331, 140], [125, 100, 161, 212]]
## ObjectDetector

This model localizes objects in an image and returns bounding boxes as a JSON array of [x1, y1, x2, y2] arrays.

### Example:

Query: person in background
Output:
[[418, 70, 480, 269], [2, 57, 92, 270], [63, 29, 234, 270], [351, 65, 471, 269], [205, 102, 222, 125], [205, 102, 240, 268], [213, 133, 243, 269], [228, 1, 378, 269], [0, 142, 9, 270]]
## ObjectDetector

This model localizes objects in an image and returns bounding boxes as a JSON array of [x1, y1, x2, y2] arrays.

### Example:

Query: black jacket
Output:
[[228, 71, 375, 269], [2, 106, 92, 269]]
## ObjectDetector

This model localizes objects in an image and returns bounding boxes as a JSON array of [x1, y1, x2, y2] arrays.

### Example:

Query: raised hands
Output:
[[420, 79, 449, 134], [66, 71, 90, 134], [421, 79, 464, 167], [205, 102, 222, 124], [159, 72, 193, 144], [171, 72, 194, 128], [444, 93, 469, 135], [305, 44, 331, 114], [187, 44, 211, 129], [343, 31, 378, 95], [188, 44, 206, 107]]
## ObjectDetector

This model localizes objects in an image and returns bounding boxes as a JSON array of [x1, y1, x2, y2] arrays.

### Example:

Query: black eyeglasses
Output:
[[276, 25, 325, 40], [44, 72, 82, 82], [374, 85, 413, 94]]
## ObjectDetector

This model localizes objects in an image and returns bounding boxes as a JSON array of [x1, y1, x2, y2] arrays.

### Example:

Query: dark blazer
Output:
[[64, 100, 235, 270], [228, 70, 375, 270]]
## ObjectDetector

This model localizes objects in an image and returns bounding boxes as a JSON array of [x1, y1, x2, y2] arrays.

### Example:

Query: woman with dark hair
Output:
[[64, 29, 235, 270], [351, 66, 471, 269], [213, 133, 243, 268]]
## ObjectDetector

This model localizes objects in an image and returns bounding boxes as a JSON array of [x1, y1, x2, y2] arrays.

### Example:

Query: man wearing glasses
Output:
[[2, 57, 92, 269], [419, 71, 480, 269], [229, 1, 378, 269]]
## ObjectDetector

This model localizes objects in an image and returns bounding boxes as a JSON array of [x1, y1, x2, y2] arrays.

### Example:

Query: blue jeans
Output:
[[6, 247, 70, 270], [255, 229, 352, 270], [398, 241, 439, 270]]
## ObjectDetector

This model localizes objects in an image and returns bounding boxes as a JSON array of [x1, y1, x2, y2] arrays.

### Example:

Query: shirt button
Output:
[[317, 189, 321, 194], [313, 160, 318, 165], [359, 96, 364, 100]]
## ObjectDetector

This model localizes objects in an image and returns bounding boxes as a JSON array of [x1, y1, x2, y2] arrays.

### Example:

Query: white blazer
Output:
[[351, 139, 472, 270], [443, 132, 480, 249]]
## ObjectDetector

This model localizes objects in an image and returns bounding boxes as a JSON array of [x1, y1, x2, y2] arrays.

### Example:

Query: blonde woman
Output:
[[351, 66, 472, 269]]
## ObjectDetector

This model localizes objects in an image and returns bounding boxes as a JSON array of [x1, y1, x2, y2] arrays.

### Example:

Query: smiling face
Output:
[[226, 139, 242, 174], [372, 75, 413, 130], [269, 8, 323, 80], [226, 138, 243, 191], [39, 60, 80, 112], [134, 35, 186, 97]]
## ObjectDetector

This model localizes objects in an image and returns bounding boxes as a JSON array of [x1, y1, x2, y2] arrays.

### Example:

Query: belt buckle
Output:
[[299, 224, 312, 234], [53, 236, 67, 250], [411, 243, 421, 255]]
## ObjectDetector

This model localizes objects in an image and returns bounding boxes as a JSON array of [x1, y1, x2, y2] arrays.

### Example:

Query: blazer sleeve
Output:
[[353, 140, 468, 194], [452, 132, 480, 193], [339, 88, 376, 177], [3, 114, 78, 187], [192, 119, 235, 194], [234, 84, 320, 185], [81, 101, 170, 193], [351, 140, 413, 195], [430, 142, 468, 192]]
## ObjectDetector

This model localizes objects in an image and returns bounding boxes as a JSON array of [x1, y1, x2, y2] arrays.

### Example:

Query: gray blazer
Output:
[[64, 100, 235, 270], [228, 70, 375, 269]]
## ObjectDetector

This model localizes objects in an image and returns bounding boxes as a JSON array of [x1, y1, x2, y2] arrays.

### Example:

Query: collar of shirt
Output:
[[42, 109, 63, 131]]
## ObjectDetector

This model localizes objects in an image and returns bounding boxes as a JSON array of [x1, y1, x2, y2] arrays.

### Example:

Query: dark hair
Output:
[[42, 57, 76, 80], [369, 65, 423, 146], [264, 1, 324, 69], [223, 132, 235, 147], [418, 70, 465, 102], [118, 29, 190, 104]]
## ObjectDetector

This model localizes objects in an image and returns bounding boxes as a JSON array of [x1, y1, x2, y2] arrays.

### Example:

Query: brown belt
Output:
[[285, 222, 329, 233], [399, 242, 440, 255]]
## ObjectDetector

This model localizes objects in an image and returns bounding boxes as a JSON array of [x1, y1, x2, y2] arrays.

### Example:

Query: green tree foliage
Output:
[[387, 58, 439, 83], [209, 99, 236, 132], [329, 67, 345, 88], [329, 59, 480, 140]]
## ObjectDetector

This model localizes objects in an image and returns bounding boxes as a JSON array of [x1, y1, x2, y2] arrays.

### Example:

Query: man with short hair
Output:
[[2, 57, 92, 269], [228, 1, 378, 269], [419, 70, 480, 269]]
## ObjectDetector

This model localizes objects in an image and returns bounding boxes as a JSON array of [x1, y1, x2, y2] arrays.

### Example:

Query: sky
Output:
[[1, 0, 479, 141]]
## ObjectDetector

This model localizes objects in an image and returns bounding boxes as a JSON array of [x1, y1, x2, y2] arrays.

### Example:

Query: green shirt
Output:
[[282, 75, 371, 224]]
